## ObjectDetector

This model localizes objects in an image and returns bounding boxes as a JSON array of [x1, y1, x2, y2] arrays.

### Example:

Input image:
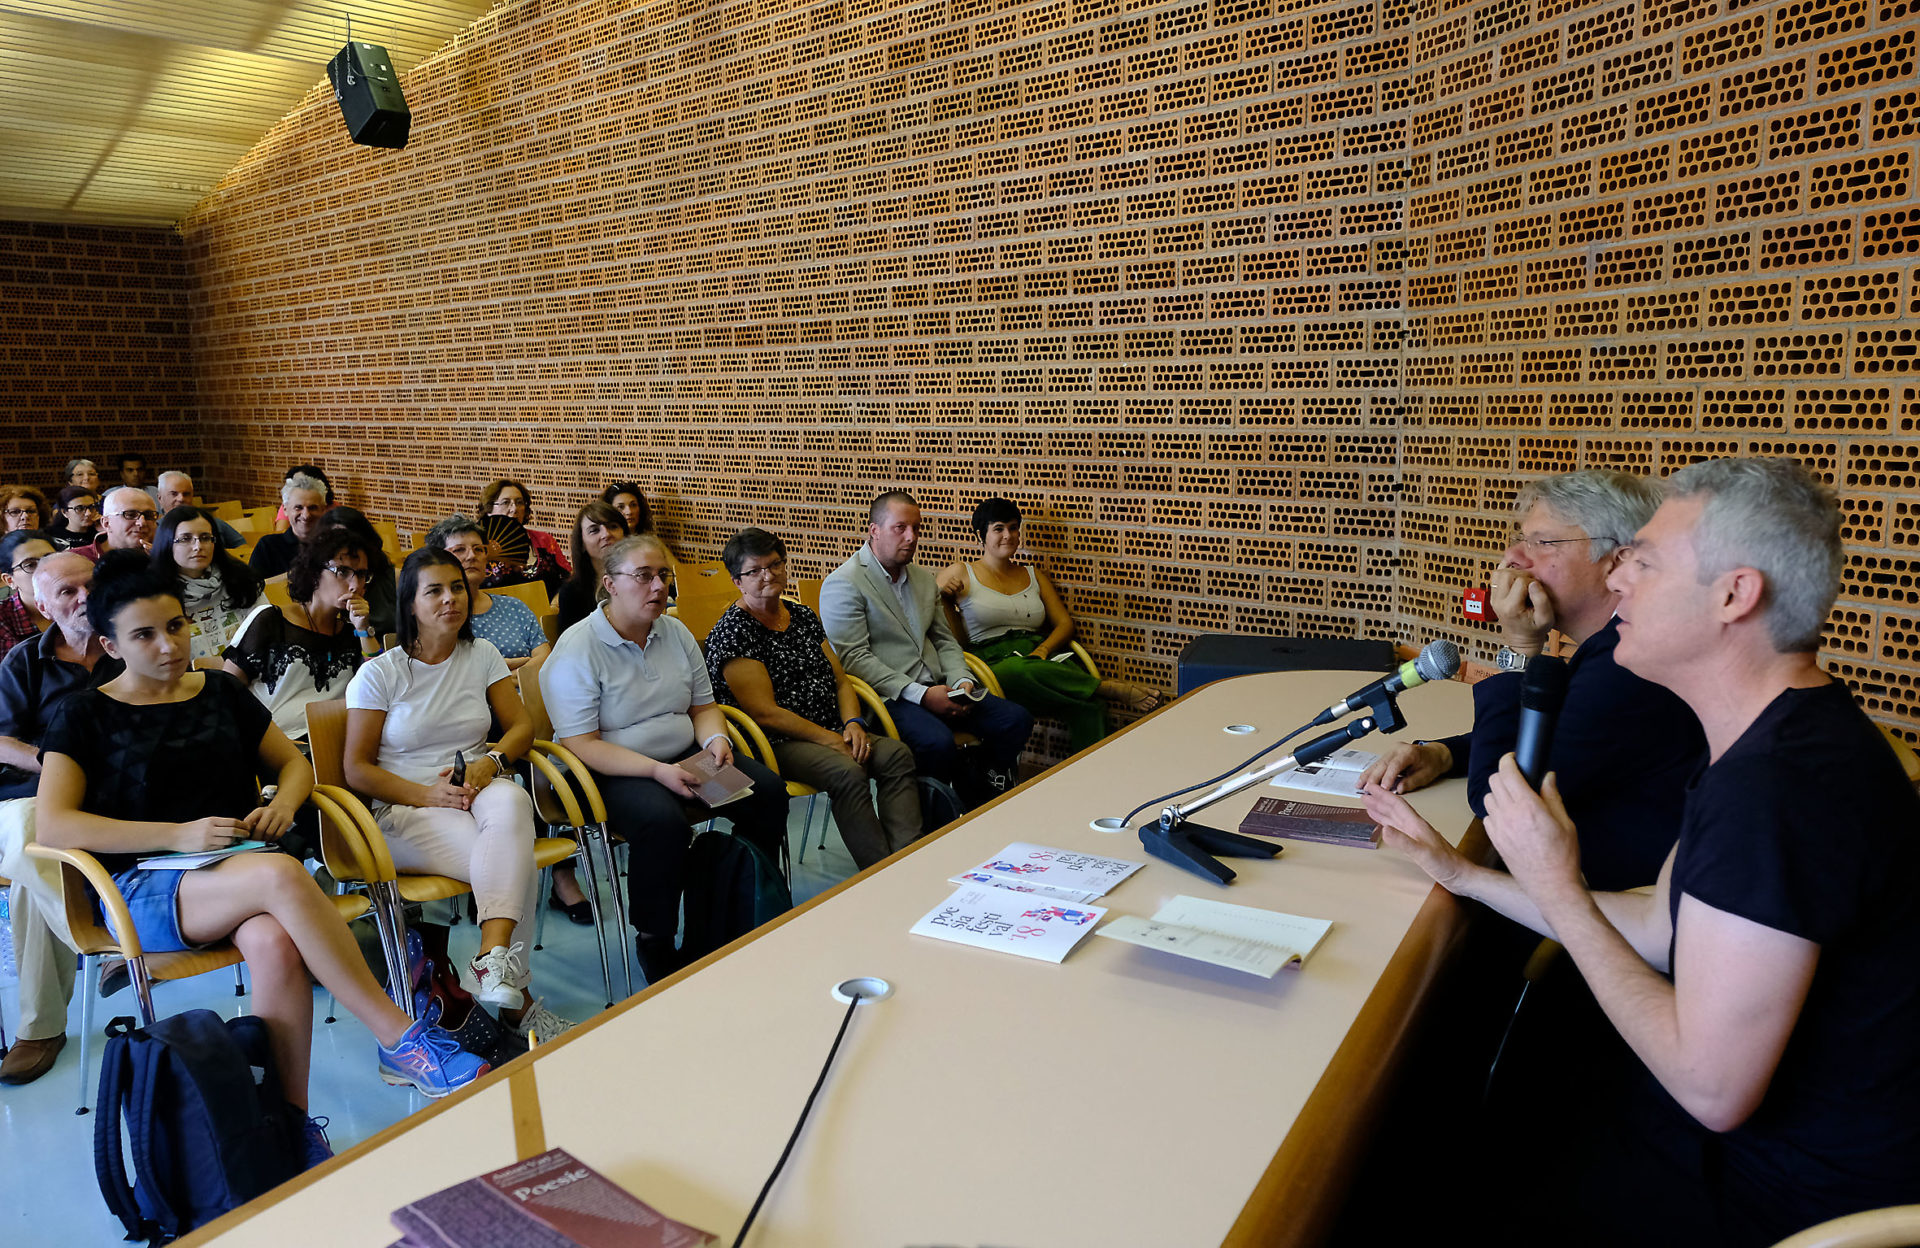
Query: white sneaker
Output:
[[508, 998, 576, 1045], [468, 943, 528, 1010]]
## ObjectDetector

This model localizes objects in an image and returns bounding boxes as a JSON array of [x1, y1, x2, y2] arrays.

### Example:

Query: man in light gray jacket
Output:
[[822, 491, 1034, 806]]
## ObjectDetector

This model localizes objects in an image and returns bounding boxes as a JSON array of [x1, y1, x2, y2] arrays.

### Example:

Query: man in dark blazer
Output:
[[822, 490, 1034, 806]]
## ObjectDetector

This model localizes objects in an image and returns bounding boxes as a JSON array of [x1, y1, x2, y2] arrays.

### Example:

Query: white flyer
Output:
[[952, 842, 1144, 901], [1096, 895, 1333, 979], [910, 883, 1108, 964], [1267, 746, 1380, 797]]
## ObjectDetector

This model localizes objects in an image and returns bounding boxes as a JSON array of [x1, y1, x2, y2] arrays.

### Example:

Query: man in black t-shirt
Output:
[[1366, 457, 1920, 1245], [0, 552, 121, 1085], [247, 473, 329, 579]]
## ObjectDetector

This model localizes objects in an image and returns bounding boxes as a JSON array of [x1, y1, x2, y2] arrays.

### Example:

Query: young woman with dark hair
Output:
[[553, 500, 628, 633], [47, 485, 101, 551], [35, 551, 488, 1164], [343, 548, 573, 1043], [152, 505, 264, 664], [599, 481, 653, 537]]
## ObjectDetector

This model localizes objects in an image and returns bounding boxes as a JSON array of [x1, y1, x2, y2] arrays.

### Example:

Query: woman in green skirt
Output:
[[936, 497, 1164, 753]]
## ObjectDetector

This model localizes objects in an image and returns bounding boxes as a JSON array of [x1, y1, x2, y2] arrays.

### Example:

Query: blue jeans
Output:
[[884, 692, 1034, 784]]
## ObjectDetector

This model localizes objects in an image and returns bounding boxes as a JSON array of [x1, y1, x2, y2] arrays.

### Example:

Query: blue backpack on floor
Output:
[[94, 1009, 304, 1243]]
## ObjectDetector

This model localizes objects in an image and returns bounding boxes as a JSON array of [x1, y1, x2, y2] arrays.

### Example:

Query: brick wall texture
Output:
[[24, 0, 1920, 749], [0, 222, 198, 488]]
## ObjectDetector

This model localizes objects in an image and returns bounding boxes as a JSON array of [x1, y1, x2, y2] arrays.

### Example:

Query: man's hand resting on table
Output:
[[1356, 740, 1453, 795], [1361, 782, 1473, 892]]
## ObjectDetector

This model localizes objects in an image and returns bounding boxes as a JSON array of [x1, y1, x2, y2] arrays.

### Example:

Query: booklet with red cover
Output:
[[389, 1147, 717, 1248]]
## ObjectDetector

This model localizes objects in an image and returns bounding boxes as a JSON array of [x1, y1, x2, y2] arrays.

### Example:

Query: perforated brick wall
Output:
[[177, 0, 1920, 748], [0, 222, 199, 489]]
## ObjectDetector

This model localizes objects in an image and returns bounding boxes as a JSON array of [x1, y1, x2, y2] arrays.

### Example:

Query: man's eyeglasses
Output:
[[10, 556, 43, 577], [323, 564, 371, 585], [171, 534, 217, 549], [610, 568, 675, 587], [1509, 532, 1591, 554], [112, 511, 158, 523], [734, 558, 787, 581]]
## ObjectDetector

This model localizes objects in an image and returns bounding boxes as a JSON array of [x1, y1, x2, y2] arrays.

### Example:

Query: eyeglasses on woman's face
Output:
[[324, 563, 372, 585], [733, 557, 787, 582], [4, 506, 38, 522], [171, 533, 217, 549], [66, 502, 100, 516]]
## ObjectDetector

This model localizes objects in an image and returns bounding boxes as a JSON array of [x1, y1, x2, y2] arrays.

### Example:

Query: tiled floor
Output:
[[0, 803, 861, 1247]]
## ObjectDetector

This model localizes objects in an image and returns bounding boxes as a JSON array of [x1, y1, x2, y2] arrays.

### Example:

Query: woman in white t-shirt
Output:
[[344, 548, 573, 1043]]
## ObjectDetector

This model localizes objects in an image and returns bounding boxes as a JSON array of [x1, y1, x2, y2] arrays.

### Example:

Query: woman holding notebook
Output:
[[34, 551, 489, 1165]]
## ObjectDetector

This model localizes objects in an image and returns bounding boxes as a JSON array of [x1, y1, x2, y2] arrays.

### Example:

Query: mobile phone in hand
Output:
[[450, 750, 466, 787]]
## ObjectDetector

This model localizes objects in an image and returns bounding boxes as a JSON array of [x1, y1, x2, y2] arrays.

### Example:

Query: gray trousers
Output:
[[10, 880, 75, 1041], [773, 736, 922, 871]]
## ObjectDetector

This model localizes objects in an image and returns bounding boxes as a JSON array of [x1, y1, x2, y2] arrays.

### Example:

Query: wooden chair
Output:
[[788, 577, 823, 616], [539, 611, 561, 645], [676, 559, 731, 590], [716, 705, 821, 871], [517, 650, 634, 1004], [226, 513, 260, 536], [206, 499, 243, 521], [1875, 723, 1920, 788], [263, 572, 293, 611], [243, 505, 280, 534], [671, 586, 737, 642], [304, 699, 579, 1016], [487, 579, 552, 616], [1769, 1205, 1920, 1248], [371, 519, 402, 566], [27, 834, 370, 1113]]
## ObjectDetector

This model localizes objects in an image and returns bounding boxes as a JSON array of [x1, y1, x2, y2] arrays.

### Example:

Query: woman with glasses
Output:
[[0, 529, 56, 655], [707, 528, 922, 871], [308, 506, 398, 639], [47, 486, 101, 551], [599, 482, 654, 536], [0, 485, 51, 534], [423, 516, 549, 671], [541, 534, 791, 982], [345, 548, 573, 1043], [936, 496, 1162, 754], [224, 527, 383, 743], [153, 506, 264, 664], [61, 458, 99, 495], [477, 478, 571, 594], [553, 500, 628, 633]]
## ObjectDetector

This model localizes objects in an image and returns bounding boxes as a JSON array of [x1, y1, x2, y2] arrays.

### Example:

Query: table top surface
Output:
[[188, 669, 1478, 1248]]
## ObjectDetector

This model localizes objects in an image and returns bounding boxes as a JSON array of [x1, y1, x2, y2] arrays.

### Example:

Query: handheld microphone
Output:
[[1513, 655, 1569, 789], [1310, 639, 1462, 726]]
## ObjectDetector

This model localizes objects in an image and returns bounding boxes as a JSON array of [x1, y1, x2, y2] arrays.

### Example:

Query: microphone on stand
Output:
[[1513, 655, 1569, 790], [1309, 639, 1462, 727]]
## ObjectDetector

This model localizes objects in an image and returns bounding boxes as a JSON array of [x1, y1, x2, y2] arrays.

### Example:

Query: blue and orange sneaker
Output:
[[377, 1019, 490, 1097]]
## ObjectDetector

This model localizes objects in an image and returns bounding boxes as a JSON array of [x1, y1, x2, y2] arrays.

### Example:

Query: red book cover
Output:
[[1238, 797, 1381, 849], [392, 1148, 717, 1248]]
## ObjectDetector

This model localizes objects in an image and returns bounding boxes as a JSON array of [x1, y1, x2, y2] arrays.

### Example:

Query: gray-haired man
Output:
[[247, 472, 330, 579]]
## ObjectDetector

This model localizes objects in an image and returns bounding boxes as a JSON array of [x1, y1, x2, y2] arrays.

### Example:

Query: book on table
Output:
[[910, 882, 1107, 963], [946, 841, 1144, 904], [1238, 797, 1381, 849], [1266, 746, 1380, 798], [388, 1147, 716, 1248], [1097, 895, 1333, 979]]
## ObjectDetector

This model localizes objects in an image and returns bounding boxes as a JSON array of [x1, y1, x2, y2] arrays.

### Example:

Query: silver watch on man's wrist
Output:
[[1495, 647, 1531, 673]]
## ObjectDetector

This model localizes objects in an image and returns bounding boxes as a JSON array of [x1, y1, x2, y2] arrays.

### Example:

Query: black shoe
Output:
[[547, 888, 594, 926]]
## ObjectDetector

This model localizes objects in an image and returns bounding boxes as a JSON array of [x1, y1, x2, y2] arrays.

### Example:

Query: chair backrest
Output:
[[488, 579, 551, 616], [304, 698, 353, 788], [1876, 722, 1920, 787], [790, 577, 823, 615], [673, 587, 737, 643], [242, 505, 280, 534], [262, 574, 292, 610], [518, 649, 557, 740], [677, 559, 731, 590], [370, 519, 402, 565], [539, 611, 561, 645], [206, 500, 243, 521]]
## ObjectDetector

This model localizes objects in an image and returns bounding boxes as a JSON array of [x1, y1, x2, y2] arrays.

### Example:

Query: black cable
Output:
[[732, 993, 864, 1248], [1117, 722, 1314, 828]]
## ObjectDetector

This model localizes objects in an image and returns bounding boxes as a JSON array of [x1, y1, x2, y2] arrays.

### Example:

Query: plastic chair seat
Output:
[[534, 837, 578, 869]]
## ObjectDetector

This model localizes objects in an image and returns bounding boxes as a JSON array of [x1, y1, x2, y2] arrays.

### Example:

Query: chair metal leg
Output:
[[129, 959, 157, 1027], [323, 990, 337, 1024], [587, 823, 634, 1000], [75, 952, 93, 1115], [368, 880, 413, 1016], [571, 826, 615, 1008], [534, 864, 552, 951], [232, 964, 247, 1017]]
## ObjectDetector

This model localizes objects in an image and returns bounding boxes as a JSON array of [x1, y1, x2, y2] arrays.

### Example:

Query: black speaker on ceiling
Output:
[[327, 41, 410, 149]]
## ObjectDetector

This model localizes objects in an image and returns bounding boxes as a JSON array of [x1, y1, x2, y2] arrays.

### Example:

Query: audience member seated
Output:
[[224, 527, 382, 743], [154, 506, 265, 664], [707, 528, 922, 871], [0, 531, 54, 657], [310, 506, 397, 637], [936, 497, 1162, 754], [1357, 468, 1701, 893], [553, 500, 627, 633], [540, 535, 789, 983], [1, 485, 51, 534], [478, 479, 571, 594], [600, 481, 654, 536], [344, 548, 573, 1042], [249, 473, 330, 579], [0, 551, 118, 1086], [46, 486, 100, 551], [821, 490, 1034, 807], [425, 516, 550, 671], [61, 458, 99, 495], [34, 551, 488, 1147], [80, 486, 158, 560], [1366, 457, 1920, 1247], [115, 453, 156, 503], [272, 462, 335, 530], [156, 471, 245, 548]]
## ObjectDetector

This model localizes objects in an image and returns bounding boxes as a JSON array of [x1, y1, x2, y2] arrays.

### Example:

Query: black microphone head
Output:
[[1519, 654, 1571, 712], [1414, 638, 1461, 683]]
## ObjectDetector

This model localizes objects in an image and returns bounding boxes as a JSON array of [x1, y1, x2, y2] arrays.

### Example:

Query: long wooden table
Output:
[[186, 669, 1478, 1247]]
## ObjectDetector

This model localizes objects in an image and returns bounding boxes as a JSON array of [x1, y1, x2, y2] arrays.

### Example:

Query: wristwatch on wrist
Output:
[[485, 750, 510, 774], [1495, 647, 1531, 673]]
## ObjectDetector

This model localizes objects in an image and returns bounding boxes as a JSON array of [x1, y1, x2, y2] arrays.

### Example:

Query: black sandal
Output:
[[547, 888, 594, 926]]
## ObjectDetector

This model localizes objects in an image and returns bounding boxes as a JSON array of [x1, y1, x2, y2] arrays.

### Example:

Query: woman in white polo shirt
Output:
[[539, 533, 790, 983]]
